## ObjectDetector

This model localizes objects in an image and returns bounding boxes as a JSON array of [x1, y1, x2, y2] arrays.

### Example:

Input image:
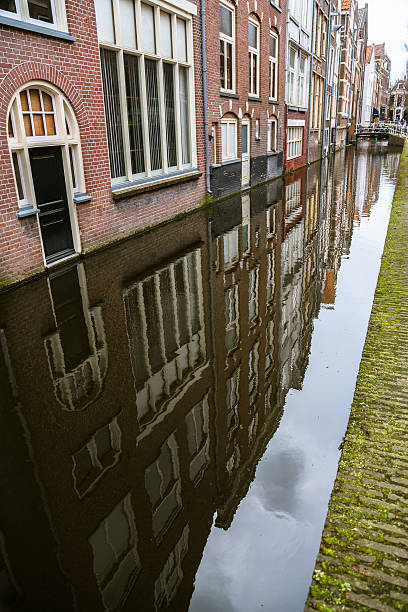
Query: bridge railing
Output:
[[356, 122, 408, 138]]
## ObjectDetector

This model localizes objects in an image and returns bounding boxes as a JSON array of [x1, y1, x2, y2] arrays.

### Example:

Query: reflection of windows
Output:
[[226, 366, 240, 439], [248, 18, 260, 96], [96, 0, 194, 183], [225, 284, 239, 351], [145, 434, 181, 539], [154, 524, 189, 610], [223, 227, 239, 266], [265, 316, 275, 371], [266, 205, 276, 237], [89, 495, 140, 612], [249, 339, 259, 405], [266, 251, 275, 302], [73, 416, 121, 498], [248, 411, 258, 444], [248, 266, 259, 323], [221, 118, 237, 161], [285, 179, 301, 215], [287, 127, 303, 160], [124, 249, 205, 432], [185, 395, 210, 482], [220, 1, 235, 92]]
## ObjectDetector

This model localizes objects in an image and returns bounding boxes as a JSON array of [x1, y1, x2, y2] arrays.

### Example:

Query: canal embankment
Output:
[[306, 141, 408, 611]]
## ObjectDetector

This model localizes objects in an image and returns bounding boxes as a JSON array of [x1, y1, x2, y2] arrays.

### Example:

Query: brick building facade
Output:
[[0, 0, 206, 282]]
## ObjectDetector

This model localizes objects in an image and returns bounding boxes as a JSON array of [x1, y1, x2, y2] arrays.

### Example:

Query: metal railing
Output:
[[356, 122, 408, 138]]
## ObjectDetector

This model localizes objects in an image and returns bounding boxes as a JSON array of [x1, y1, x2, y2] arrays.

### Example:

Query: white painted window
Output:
[[287, 126, 303, 159], [221, 118, 237, 161], [267, 118, 277, 152], [255, 118, 260, 139], [89, 495, 141, 612], [96, 0, 196, 184], [0, 0, 68, 31], [286, 45, 307, 107], [269, 31, 279, 101], [248, 18, 260, 96], [220, 1, 235, 92], [7, 83, 84, 209], [145, 433, 182, 539], [73, 416, 122, 498], [223, 227, 239, 265]]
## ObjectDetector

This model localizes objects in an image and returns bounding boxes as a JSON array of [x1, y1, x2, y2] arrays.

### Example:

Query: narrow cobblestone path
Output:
[[306, 143, 408, 612]]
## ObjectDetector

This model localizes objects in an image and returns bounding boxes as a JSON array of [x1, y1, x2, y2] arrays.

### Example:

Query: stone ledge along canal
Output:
[[0, 141, 401, 612]]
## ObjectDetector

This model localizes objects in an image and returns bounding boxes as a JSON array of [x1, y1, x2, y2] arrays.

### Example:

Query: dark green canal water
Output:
[[0, 142, 401, 612]]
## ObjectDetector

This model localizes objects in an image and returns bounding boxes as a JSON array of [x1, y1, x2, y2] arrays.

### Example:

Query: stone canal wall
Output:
[[306, 141, 408, 611]]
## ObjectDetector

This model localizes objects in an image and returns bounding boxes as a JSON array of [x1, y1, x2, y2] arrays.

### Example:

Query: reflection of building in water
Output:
[[211, 181, 285, 529], [0, 210, 216, 612], [123, 248, 206, 438], [44, 264, 108, 411]]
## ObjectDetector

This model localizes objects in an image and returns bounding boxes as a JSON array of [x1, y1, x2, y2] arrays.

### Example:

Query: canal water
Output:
[[0, 143, 401, 612]]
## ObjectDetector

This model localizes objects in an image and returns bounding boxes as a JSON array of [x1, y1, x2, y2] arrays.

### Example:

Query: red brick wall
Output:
[[0, 0, 206, 281], [206, 0, 287, 164]]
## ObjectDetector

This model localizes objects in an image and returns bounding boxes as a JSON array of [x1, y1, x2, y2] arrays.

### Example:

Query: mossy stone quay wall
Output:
[[305, 141, 408, 612]]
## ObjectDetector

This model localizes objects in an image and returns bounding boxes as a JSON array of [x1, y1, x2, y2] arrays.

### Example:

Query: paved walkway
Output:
[[306, 142, 408, 611]]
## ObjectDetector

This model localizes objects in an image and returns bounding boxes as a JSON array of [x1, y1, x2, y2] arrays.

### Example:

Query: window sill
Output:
[[112, 169, 201, 200], [218, 158, 240, 167], [288, 106, 307, 113], [270, 1, 282, 12], [269, 99, 280, 105], [267, 150, 279, 156], [0, 15, 75, 42], [73, 192, 92, 205], [17, 205, 39, 219], [220, 91, 240, 99], [248, 95, 262, 103]]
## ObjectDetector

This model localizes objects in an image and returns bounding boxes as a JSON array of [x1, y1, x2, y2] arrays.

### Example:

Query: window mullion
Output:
[[20, 0, 29, 21], [117, 50, 133, 181]]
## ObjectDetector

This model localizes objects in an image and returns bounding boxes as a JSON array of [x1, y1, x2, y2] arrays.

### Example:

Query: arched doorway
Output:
[[7, 83, 83, 264]]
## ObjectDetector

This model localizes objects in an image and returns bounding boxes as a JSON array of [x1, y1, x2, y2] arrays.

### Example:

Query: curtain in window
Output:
[[100, 49, 126, 179], [145, 59, 162, 171], [124, 54, 145, 175], [163, 63, 177, 168]]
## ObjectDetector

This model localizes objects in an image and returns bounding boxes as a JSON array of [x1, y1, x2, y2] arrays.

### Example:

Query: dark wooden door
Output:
[[29, 146, 75, 263]]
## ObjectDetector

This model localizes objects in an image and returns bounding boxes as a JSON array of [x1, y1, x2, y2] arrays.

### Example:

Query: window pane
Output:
[[220, 4, 232, 37], [248, 22, 257, 48], [228, 122, 236, 158], [28, 0, 53, 23], [226, 41, 232, 89], [145, 59, 162, 171], [42, 91, 53, 112], [179, 66, 191, 164], [220, 40, 225, 89], [8, 116, 14, 138], [160, 11, 172, 57], [0, 1, 17, 13], [163, 63, 177, 168], [141, 3, 155, 54], [100, 48, 126, 179], [177, 18, 187, 62], [45, 114, 56, 136], [241, 124, 248, 154], [120, 0, 136, 48], [23, 114, 33, 137], [29, 89, 41, 111], [20, 90, 29, 111], [95, 0, 115, 44], [221, 123, 227, 159], [289, 47, 296, 68], [124, 54, 145, 175], [33, 114, 45, 136], [68, 146, 77, 189], [12, 152, 24, 200], [269, 35, 276, 57]]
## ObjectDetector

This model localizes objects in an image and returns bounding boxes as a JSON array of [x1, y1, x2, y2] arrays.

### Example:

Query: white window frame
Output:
[[219, 1, 236, 93], [7, 81, 84, 262], [267, 118, 277, 152], [221, 117, 237, 162], [286, 45, 307, 107], [269, 30, 279, 101], [248, 17, 260, 97], [96, 0, 197, 184], [287, 126, 303, 160], [0, 0, 68, 32]]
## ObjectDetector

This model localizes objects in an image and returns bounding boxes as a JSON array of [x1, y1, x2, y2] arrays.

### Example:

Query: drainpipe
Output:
[[306, 0, 317, 166], [201, 0, 211, 193]]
